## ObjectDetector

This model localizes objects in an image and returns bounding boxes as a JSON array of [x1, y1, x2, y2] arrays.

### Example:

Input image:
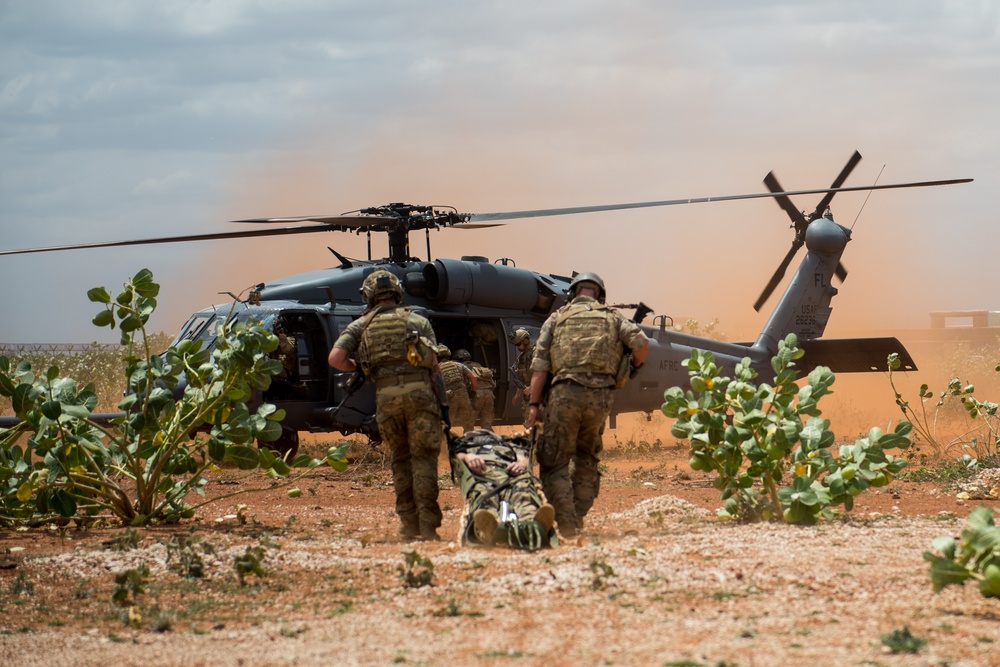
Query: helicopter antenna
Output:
[[851, 164, 885, 230]]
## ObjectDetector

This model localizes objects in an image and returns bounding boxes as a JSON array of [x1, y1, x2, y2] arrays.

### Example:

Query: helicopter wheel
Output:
[[259, 427, 300, 460]]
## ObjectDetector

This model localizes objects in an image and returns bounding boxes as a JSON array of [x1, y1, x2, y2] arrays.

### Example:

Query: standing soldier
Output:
[[456, 348, 496, 431], [509, 329, 534, 428], [526, 272, 649, 539], [437, 345, 477, 433], [328, 270, 446, 541]]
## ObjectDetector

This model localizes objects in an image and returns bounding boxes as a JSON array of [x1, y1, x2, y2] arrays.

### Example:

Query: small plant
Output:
[[887, 352, 999, 462], [589, 558, 616, 590], [112, 565, 149, 607], [398, 549, 435, 588], [106, 528, 142, 552], [880, 625, 927, 654], [165, 533, 214, 579], [8, 571, 34, 596], [234, 544, 268, 585], [924, 506, 1000, 598], [147, 606, 176, 633], [662, 334, 912, 523]]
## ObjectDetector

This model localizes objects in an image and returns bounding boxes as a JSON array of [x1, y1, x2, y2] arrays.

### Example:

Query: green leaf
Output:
[[924, 552, 971, 593], [268, 457, 291, 476], [207, 437, 226, 463], [50, 488, 77, 517], [39, 400, 62, 420], [224, 445, 260, 470], [87, 287, 112, 304], [92, 309, 114, 328]]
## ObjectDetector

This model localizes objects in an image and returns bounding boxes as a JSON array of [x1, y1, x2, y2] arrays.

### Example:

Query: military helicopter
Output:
[[0, 151, 972, 456]]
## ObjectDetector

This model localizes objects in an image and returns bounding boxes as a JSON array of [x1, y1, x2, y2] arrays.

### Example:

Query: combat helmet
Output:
[[510, 328, 530, 346], [454, 348, 471, 362], [568, 272, 606, 303], [436, 344, 452, 359], [360, 270, 402, 306]]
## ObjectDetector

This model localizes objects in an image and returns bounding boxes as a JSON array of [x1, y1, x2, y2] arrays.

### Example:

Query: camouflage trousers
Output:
[[446, 388, 476, 432], [456, 462, 543, 545], [473, 390, 495, 430], [376, 382, 444, 538], [536, 381, 613, 536]]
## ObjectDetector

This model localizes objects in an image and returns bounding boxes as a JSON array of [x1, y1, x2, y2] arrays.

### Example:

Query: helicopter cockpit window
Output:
[[171, 312, 229, 346]]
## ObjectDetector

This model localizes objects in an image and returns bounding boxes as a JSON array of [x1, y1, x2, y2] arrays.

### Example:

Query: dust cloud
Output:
[[177, 93, 993, 460]]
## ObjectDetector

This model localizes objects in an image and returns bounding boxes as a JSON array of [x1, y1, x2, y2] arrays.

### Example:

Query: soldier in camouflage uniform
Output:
[[328, 270, 446, 541], [455, 349, 496, 431], [437, 345, 477, 432], [509, 329, 535, 428], [449, 429, 555, 549], [527, 273, 649, 539]]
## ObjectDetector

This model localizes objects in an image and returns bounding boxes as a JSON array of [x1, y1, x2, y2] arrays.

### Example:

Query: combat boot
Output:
[[533, 504, 555, 534], [473, 509, 498, 546], [399, 514, 420, 541]]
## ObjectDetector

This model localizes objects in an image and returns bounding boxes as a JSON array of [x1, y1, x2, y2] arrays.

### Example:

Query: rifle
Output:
[[610, 301, 653, 324], [429, 365, 451, 429], [326, 370, 366, 419]]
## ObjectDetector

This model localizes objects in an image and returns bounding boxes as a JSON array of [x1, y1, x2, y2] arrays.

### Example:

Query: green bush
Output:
[[0, 269, 348, 526], [662, 333, 912, 523], [924, 506, 1000, 598]]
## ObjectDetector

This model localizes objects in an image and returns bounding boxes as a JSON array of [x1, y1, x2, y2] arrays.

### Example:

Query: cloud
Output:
[[132, 170, 196, 196], [1, 1, 997, 346]]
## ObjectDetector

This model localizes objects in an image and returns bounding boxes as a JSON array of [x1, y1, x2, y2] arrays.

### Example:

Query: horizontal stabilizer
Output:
[[798, 337, 917, 373]]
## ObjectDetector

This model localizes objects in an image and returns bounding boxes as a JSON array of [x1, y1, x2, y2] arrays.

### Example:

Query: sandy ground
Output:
[[2, 434, 999, 667]]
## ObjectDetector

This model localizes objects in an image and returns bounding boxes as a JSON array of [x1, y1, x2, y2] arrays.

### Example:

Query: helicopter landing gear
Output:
[[259, 426, 300, 460]]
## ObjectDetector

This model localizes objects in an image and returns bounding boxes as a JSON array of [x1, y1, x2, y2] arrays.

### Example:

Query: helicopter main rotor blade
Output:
[[465, 178, 972, 223], [232, 214, 398, 228], [0, 224, 343, 256], [753, 239, 803, 312], [813, 150, 863, 218]]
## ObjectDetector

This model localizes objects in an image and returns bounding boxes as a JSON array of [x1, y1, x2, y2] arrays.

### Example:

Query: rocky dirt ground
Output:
[[1, 433, 999, 667]]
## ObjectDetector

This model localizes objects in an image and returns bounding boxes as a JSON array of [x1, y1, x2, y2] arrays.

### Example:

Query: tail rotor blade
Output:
[[754, 240, 802, 312], [764, 172, 809, 231], [813, 150, 862, 218], [835, 262, 848, 283]]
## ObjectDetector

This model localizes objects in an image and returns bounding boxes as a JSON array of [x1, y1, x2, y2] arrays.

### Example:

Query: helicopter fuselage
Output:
[[172, 225, 915, 452]]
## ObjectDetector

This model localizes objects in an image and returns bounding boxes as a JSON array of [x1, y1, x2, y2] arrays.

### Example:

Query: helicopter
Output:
[[0, 151, 972, 457]]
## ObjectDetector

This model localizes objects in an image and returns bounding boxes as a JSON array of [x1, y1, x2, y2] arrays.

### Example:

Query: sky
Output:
[[1, 0, 998, 348]]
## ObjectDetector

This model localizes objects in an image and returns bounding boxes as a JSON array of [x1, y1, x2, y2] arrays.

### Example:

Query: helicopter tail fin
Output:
[[752, 215, 849, 357]]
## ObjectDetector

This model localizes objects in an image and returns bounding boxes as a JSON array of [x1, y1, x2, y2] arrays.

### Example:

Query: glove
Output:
[[440, 405, 451, 429]]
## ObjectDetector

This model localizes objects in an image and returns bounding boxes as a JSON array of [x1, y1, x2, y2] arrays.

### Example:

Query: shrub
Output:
[[0, 269, 349, 526], [924, 506, 1000, 598], [887, 352, 999, 465], [662, 333, 912, 523]]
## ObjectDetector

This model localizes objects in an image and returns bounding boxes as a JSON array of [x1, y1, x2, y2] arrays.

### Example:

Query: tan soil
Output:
[[1, 434, 999, 667]]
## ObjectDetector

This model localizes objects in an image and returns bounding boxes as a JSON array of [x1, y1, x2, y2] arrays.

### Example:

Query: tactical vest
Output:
[[514, 345, 534, 386], [359, 308, 411, 372], [471, 364, 496, 390], [550, 302, 623, 376], [439, 360, 469, 395]]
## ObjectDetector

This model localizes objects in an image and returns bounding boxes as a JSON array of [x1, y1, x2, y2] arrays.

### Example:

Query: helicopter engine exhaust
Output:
[[422, 257, 554, 312]]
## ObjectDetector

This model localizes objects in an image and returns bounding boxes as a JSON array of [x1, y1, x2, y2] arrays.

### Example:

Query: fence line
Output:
[[0, 343, 124, 355]]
